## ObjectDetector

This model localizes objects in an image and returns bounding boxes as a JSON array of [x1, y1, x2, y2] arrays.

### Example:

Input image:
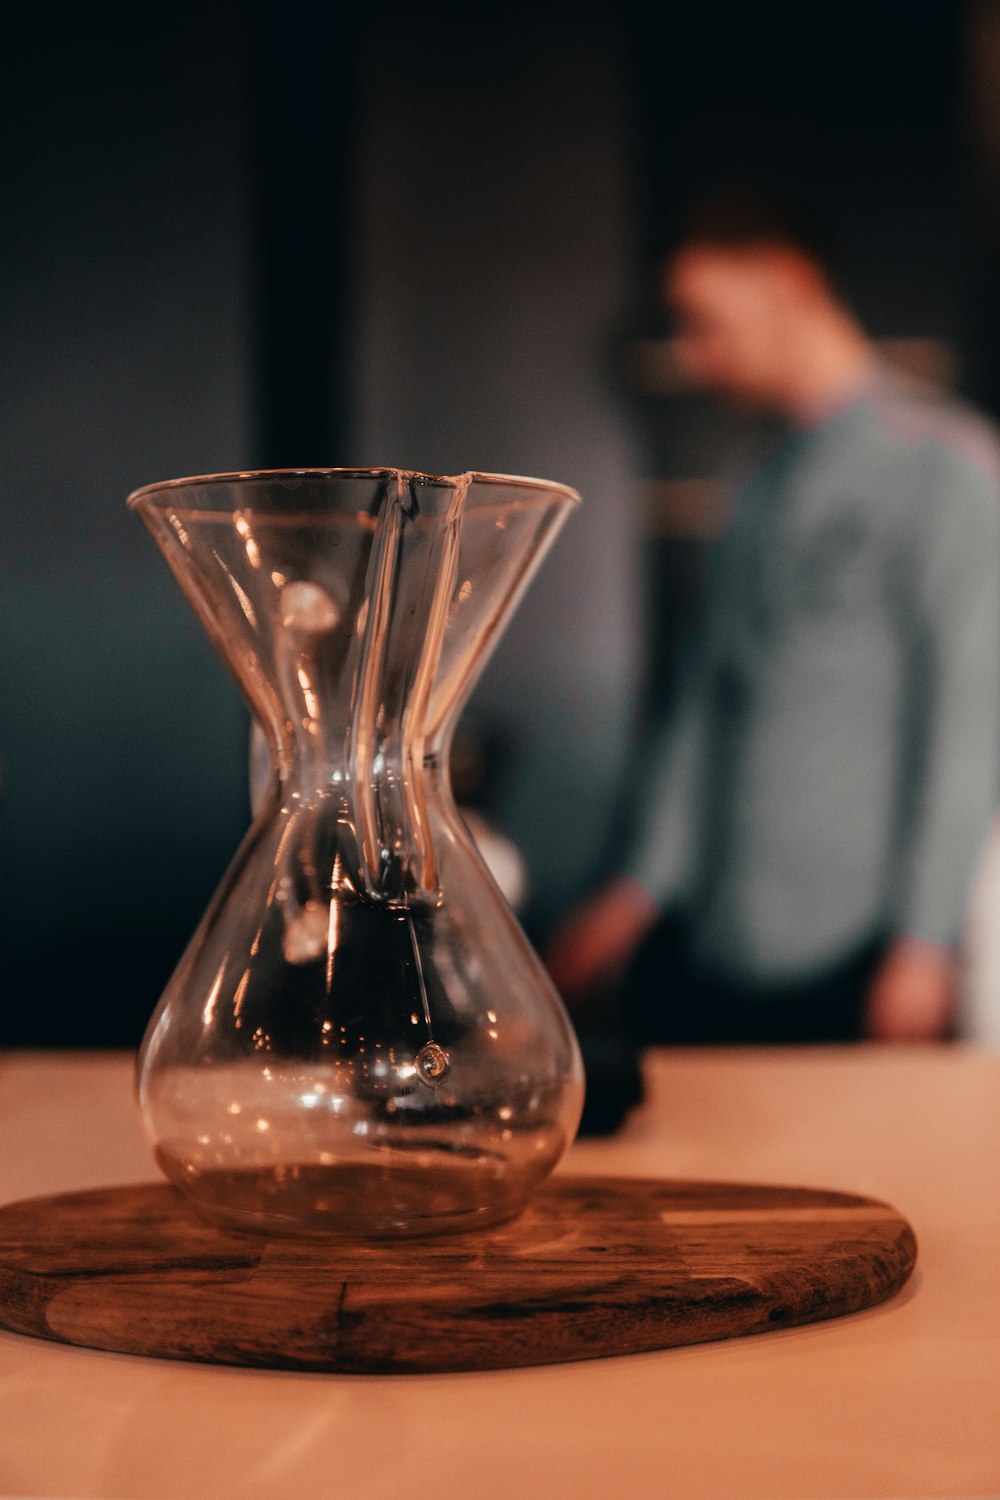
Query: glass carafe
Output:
[[130, 468, 584, 1237]]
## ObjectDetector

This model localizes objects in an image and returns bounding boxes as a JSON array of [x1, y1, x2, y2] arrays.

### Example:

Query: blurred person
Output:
[[548, 187, 1000, 1047]]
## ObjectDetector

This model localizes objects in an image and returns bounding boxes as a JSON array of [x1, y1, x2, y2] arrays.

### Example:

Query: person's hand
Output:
[[864, 937, 956, 1042], [544, 876, 660, 1007]]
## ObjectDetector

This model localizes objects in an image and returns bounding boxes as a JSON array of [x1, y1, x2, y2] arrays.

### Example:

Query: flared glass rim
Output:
[[127, 466, 581, 511]]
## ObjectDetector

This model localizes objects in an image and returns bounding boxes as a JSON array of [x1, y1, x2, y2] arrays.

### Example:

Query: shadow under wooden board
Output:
[[0, 1177, 916, 1374]]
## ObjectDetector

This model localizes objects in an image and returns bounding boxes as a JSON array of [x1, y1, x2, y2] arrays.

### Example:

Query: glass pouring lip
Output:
[[127, 466, 582, 511]]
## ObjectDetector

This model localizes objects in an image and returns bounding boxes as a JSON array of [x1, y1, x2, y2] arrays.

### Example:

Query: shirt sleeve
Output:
[[891, 440, 1000, 947], [618, 650, 708, 907]]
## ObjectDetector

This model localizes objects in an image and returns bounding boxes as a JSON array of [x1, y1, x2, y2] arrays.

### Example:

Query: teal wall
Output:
[[1, 5, 253, 1041], [354, 11, 644, 924], [1, 4, 641, 1041]]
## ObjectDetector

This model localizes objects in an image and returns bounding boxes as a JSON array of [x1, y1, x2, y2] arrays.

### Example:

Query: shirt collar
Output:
[[789, 358, 890, 435]]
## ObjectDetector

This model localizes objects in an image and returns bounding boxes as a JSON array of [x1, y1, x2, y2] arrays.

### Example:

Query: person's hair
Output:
[[667, 183, 847, 299]]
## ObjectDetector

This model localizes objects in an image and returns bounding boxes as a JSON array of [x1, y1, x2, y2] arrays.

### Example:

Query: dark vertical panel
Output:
[[964, 0, 1000, 420], [0, 3, 254, 1043], [251, 1, 359, 464]]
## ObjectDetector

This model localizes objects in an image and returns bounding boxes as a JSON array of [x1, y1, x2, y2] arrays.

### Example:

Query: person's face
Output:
[[665, 245, 801, 407]]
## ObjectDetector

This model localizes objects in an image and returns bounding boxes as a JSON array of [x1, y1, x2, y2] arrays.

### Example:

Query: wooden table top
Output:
[[0, 1045, 997, 1500]]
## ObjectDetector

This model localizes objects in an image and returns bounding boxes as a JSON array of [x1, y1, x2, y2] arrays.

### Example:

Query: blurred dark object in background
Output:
[[575, 1032, 646, 1137]]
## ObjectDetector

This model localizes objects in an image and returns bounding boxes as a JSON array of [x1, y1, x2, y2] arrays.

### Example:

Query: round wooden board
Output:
[[0, 1177, 916, 1374]]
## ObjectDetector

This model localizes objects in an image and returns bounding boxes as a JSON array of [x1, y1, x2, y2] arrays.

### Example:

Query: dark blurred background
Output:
[[3, 0, 999, 1044]]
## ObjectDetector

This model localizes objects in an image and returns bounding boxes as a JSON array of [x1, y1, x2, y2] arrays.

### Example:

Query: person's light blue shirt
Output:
[[623, 379, 1000, 982]]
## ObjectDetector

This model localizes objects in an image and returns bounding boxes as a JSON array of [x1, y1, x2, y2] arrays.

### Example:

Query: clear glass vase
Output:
[[129, 468, 584, 1237]]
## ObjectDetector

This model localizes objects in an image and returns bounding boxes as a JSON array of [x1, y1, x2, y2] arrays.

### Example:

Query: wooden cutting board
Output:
[[0, 1177, 916, 1374]]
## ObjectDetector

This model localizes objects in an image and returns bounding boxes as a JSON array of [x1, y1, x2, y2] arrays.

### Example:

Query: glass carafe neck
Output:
[[264, 473, 468, 904]]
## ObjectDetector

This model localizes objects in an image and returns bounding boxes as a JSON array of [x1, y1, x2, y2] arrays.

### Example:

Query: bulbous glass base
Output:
[[153, 1132, 569, 1240]]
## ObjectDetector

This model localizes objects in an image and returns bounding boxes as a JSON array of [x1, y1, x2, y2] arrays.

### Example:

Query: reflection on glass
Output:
[[129, 468, 584, 1237]]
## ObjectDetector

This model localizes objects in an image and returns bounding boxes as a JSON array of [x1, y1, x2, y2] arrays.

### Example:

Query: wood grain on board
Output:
[[0, 1176, 916, 1374]]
